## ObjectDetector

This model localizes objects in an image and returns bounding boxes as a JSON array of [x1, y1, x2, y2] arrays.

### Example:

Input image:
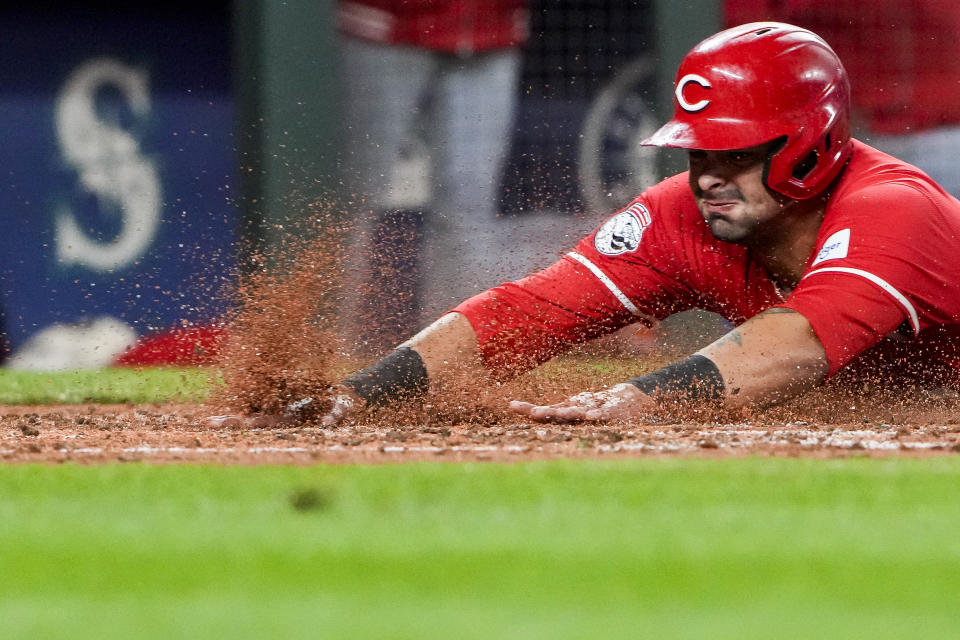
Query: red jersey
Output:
[[454, 141, 960, 385], [337, 0, 528, 54]]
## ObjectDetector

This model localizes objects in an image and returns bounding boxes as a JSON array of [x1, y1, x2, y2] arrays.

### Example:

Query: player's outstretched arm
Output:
[[510, 307, 828, 422], [315, 312, 483, 426], [694, 307, 828, 407], [208, 313, 482, 428]]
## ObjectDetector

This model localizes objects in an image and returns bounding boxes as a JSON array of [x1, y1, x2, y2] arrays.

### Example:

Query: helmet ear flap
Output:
[[766, 115, 852, 199], [791, 150, 820, 181]]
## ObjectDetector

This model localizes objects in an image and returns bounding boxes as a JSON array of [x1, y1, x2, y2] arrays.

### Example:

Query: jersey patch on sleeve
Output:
[[811, 228, 850, 266], [593, 203, 652, 256]]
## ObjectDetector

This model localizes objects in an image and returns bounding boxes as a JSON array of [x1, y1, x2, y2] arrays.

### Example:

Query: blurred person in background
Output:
[[725, 0, 960, 197], [336, 0, 530, 354]]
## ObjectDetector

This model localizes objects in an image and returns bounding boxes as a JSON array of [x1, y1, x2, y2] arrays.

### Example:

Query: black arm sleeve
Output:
[[341, 347, 430, 406], [627, 354, 724, 402]]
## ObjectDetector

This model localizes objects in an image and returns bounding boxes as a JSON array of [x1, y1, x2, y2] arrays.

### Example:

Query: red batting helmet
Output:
[[642, 22, 853, 200]]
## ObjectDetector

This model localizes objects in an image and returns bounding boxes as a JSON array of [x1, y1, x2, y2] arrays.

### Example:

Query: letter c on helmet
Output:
[[676, 73, 711, 112]]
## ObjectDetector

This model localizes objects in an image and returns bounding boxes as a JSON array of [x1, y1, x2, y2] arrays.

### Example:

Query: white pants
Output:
[[337, 36, 525, 349]]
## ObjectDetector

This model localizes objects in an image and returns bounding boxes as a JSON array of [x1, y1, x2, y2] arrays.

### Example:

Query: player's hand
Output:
[[318, 385, 363, 427], [275, 385, 364, 428], [508, 383, 657, 423], [206, 385, 364, 429]]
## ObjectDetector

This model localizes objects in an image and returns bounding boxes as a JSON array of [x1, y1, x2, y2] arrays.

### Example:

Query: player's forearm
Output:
[[695, 308, 828, 407], [332, 312, 484, 409], [400, 311, 482, 386], [613, 308, 826, 416]]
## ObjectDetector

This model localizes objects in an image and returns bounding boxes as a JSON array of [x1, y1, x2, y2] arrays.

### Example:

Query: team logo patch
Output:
[[812, 228, 850, 266], [594, 203, 652, 255]]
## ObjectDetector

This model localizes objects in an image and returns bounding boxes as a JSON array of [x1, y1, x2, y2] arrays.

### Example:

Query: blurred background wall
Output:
[[0, 2, 236, 368]]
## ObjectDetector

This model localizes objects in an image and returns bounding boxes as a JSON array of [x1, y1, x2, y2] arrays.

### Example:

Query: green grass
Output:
[[0, 368, 215, 404], [0, 354, 658, 406], [0, 356, 634, 406], [1, 458, 960, 639]]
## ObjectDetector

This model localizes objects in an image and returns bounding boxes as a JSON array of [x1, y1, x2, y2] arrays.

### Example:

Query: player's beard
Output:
[[698, 192, 801, 247], [704, 214, 757, 244], [695, 188, 756, 245]]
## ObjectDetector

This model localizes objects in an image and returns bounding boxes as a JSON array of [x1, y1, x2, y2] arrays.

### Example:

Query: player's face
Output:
[[688, 143, 788, 245]]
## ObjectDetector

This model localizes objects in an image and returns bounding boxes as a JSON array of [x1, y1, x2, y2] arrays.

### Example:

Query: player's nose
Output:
[[694, 161, 730, 192]]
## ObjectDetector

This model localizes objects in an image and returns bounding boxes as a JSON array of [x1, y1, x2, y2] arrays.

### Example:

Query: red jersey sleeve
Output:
[[453, 178, 702, 378], [781, 177, 960, 376]]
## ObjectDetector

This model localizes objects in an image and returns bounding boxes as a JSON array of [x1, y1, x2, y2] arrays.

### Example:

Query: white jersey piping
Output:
[[566, 251, 641, 316], [802, 266, 920, 335]]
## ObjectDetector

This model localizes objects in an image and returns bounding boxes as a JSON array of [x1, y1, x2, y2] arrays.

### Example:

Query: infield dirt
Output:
[[6, 220, 959, 465], [2, 379, 960, 464]]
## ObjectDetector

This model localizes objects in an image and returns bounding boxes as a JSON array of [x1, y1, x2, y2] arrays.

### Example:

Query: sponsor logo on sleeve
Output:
[[594, 203, 652, 255], [811, 228, 850, 266]]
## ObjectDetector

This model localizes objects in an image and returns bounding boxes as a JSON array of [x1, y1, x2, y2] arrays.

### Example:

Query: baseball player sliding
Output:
[[215, 22, 960, 428]]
